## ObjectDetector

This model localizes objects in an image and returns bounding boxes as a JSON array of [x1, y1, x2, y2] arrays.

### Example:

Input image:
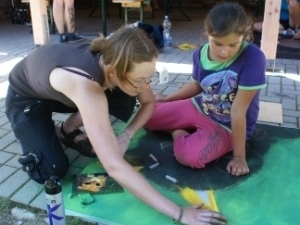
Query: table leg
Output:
[[101, 0, 107, 36], [163, 0, 191, 21], [140, 2, 144, 22], [178, 0, 191, 21]]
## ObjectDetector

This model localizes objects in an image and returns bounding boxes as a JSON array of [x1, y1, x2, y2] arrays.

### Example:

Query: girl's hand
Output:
[[226, 157, 249, 176], [180, 206, 227, 225], [154, 93, 168, 102]]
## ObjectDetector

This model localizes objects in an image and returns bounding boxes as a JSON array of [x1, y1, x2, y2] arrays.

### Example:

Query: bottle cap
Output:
[[45, 176, 62, 194]]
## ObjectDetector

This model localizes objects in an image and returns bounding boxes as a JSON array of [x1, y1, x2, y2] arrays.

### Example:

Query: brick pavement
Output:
[[0, 4, 299, 224]]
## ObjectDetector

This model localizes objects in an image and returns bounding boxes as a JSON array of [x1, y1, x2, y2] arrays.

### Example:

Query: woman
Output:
[[6, 27, 226, 225], [145, 2, 267, 177]]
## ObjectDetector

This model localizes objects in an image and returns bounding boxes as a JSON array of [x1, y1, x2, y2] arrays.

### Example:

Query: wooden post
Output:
[[260, 0, 281, 59], [28, 0, 50, 45]]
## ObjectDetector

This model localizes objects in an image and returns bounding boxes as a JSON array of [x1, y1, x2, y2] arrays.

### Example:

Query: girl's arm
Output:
[[227, 89, 258, 176], [157, 80, 203, 102], [118, 88, 156, 155], [156, 48, 203, 102]]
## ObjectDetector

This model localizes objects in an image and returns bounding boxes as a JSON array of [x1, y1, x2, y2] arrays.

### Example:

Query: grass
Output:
[[0, 196, 98, 225]]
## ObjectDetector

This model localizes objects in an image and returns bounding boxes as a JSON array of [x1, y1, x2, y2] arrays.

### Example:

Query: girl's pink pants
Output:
[[145, 99, 233, 168]]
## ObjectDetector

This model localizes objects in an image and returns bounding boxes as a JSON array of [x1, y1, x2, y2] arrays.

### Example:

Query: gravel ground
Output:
[[0, 198, 97, 225], [0, 206, 48, 225]]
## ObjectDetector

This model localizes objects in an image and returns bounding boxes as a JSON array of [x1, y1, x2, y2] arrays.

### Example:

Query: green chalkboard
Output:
[[63, 124, 300, 225]]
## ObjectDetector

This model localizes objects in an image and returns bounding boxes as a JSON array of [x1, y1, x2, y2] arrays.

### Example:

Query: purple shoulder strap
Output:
[[61, 67, 95, 81]]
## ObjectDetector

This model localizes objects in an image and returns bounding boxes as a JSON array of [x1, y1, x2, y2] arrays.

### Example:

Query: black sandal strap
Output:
[[67, 129, 84, 140], [60, 123, 84, 141], [60, 123, 96, 158]]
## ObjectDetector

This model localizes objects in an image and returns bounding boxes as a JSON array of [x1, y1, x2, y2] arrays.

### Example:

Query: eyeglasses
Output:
[[124, 70, 159, 89], [124, 77, 152, 89]]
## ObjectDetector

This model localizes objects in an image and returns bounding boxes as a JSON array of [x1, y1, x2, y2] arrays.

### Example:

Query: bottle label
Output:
[[46, 193, 66, 225]]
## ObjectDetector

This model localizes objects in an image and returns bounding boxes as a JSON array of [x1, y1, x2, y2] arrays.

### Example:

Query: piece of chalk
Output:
[[149, 153, 158, 163], [148, 162, 160, 170], [165, 175, 179, 183]]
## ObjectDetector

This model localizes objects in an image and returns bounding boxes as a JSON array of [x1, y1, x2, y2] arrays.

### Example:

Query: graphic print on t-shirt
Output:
[[199, 69, 238, 125]]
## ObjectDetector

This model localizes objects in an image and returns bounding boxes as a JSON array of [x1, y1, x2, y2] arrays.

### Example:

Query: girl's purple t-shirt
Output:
[[192, 42, 267, 139]]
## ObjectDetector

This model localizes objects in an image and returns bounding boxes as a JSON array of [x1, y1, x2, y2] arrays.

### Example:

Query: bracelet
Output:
[[122, 131, 132, 140], [173, 208, 183, 224]]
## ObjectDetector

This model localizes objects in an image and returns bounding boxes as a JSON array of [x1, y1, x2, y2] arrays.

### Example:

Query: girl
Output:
[[145, 2, 267, 177]]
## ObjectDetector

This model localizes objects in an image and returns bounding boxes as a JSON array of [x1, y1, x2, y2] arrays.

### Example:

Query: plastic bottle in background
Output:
[[160, 65, 169, 83], [162, 15, 172, 49], [45, 176, 66, 225]]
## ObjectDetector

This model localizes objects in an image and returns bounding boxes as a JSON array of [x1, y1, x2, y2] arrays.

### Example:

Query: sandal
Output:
[[59, 123, 97, 158]]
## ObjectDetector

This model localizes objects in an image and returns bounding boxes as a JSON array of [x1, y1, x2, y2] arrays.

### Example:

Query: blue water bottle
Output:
[[45, 176, 66, 225]]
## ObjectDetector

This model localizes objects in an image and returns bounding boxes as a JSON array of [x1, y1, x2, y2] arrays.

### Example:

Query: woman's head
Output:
[[90, 27, 158, 93], [204, 2, 253, 62]]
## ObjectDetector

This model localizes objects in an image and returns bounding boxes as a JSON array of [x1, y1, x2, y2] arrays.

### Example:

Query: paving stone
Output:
[[152, 86, 167, 93], [5, 155, 22, 168], [0, 114, 9, 126], [297, 96, 300, 106], [10, 180, 44, 205], [161, 86, 180, 95], [0, 151, 14, 164], [2, 142, 22, 155], [267, 76, 281, 84], [0, 165, 17, 186], [282, 77, 296, 86], [283, 109, 300, 117], [0, 127, 9, 138], [280, 123, 298, 128], [0, 131, 17, 150], [283, 116, 298, 123], [282, 59, 295, 65], [0, 169, 29, 198], [282, 99, 297, 110], [282, 84, 295, 91], [30, 191, 46, 210], [0, 121, 11, 130], [259, 96, 282, 103], [280, 89, 300, 98], [267, 84, 281, 93]]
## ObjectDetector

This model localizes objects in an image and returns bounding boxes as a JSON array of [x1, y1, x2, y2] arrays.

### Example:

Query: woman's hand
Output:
[[226, 157, 249, 176], [180, 206, 226, 225]]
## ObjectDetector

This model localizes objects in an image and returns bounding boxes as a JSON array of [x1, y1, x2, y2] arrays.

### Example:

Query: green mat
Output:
[[62, 124, 300, 225]]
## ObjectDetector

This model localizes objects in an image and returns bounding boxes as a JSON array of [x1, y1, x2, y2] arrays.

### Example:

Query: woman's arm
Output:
[[49, 68, 181, 219], [227, 89, 258, 176], [50, 68, 226, 225], [157, 80, 203, 102]]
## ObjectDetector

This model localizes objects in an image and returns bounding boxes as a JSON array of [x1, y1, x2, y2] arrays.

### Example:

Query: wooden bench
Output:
[[113, 0, 143, 24]]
